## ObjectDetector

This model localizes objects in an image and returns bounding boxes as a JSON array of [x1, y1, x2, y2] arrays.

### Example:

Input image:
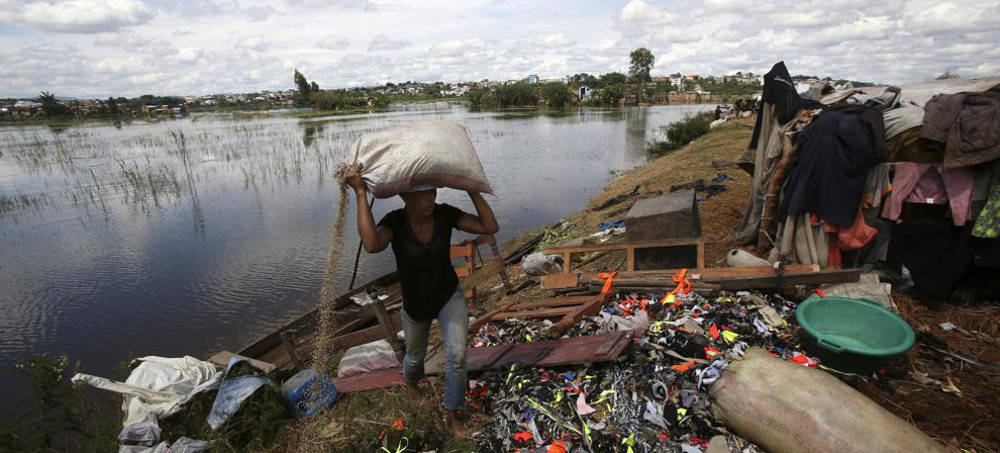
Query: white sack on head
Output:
[[338, 121, 494, 199]]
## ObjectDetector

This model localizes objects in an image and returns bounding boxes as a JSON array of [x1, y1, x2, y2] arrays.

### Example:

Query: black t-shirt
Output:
[[377, 203, 464, 321]]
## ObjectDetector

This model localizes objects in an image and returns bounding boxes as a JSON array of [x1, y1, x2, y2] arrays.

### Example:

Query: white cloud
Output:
[[617, 0, 675, 25], [317, 35, 350, 50], [533, 33, 574, 49], [244, 5, 275, 22], [0, 0, 154, 33], [236, 35, 272, 53], [368, 34, 410, 51], [1, 0, 998, 98]]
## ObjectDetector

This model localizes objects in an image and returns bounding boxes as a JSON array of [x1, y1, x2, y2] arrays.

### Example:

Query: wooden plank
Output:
[[544, 238, 703, 255], [333, 301, 401, 337], [207, 351, 276, 373], [335, 331, 632, 394], [372, 300, 404, 360], [482, 343, 516, 369], [594, 331, 629, 356], [547, 293, 610, 338], [469, 331, 631, 370], [575, 264, 821, 281], [459, 258, 504, 292], [626, 248, 636, 271], [468, 301, 519, 333], [496, 306, 577, 319], [711, 268, 864, 289], [334, 367, 407, 393], [541, 273, 579, 289], [562, 252, 572, 273], [696, 239, 706, 269], [507, 298, 594, 310]]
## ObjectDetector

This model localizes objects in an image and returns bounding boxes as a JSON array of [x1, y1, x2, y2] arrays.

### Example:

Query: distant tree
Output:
[[628, 47, 655, 103], [310, 81, 320, 92], [38, 91, 69, 116], [541, 83, 572, 109], [570, 73, 599, 87], [936, 70, 960, 80], [106, 96, 120, 116], [598, 83, 626, 106], [422, 83, 443, 97], [294, 69, 313, 107], [599, 72, 627, 87]]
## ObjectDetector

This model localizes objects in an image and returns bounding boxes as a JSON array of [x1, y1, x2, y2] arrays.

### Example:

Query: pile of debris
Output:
[[470, 288, 820, 453]]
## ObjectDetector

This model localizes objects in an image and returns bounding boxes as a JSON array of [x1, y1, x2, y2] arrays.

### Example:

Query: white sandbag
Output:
[[521, 252, 563, 276], [709, 348, 948, 453], [725, 249, 770, 267], [339, 121, 494, 199], [337, 339, 401, 378], [72, 356, 222, 427]]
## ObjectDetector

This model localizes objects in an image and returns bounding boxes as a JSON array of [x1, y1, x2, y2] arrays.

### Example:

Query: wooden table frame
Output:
[[544, 238, 706, 274]]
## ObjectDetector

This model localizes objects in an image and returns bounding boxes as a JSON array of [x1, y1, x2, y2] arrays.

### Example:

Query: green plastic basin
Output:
[[796, 296, 915, 373]]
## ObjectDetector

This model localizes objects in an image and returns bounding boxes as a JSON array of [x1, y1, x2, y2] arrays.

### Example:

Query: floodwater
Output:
[[0, 103, 712, 403]]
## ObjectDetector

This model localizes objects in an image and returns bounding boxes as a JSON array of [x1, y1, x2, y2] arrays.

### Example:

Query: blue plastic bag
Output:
[[280, 369, 339, 417]]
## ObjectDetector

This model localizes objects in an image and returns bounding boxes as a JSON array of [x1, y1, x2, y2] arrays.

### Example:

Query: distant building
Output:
[[579, 86, 594, 100], [669, 73, 684, 90], [525, 74, 539, 84]]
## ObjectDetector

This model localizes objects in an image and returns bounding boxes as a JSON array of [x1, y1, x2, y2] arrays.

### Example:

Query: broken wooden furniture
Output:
[[333, 330, 632, 394], [452, 234, 513, 301], [541, 238, 707, 287], [468, 292, 612, 339], [626, 190, 703, 270]]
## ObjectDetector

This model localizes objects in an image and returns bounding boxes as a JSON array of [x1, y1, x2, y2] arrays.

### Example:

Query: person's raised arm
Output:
[[456, 191, 499, 235], [344, 165, 392, 253]]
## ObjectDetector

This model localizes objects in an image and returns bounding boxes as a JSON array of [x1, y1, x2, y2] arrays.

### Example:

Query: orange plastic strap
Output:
[[597, 271, 618, 295], [669, 269, 691, 297]]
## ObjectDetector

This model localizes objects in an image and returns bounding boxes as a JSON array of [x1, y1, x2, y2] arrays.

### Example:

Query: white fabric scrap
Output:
[[72, 356, 222, 427]]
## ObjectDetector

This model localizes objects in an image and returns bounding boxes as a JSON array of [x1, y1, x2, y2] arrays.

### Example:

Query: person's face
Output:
[[401, 189, 437, 217]]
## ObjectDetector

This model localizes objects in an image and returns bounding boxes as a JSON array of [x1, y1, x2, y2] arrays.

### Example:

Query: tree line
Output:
[[294, 70, 389, 111], [467, 47, 656, 109]]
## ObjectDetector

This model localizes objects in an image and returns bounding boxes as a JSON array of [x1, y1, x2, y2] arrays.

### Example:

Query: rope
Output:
[[348, 196, 376, 290]]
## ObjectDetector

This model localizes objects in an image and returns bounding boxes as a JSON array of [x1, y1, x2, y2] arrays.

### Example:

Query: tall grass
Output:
[[645, 111, 715, 154]]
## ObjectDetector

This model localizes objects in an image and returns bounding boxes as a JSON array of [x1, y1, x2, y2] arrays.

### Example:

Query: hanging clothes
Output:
[[882, 163, 975, 226], [827, 103, 888, 162], [887, 218, 976, 306], [748, 61, 825, 151], [756, 109, 818, 251], [921, 91, 1000, 170], [973, 162, 1000, 238], [886, 127, 944, 163], [778, 110, 877, 227]]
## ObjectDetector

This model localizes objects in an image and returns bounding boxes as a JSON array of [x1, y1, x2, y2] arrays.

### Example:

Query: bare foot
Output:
[[405, 381, 425, 404], [447, 410, 472, 439]]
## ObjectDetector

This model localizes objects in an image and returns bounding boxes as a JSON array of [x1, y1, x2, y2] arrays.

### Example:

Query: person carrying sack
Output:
[[344, 165, 498, 438]]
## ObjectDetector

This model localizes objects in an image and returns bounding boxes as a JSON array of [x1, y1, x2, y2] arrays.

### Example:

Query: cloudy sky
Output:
[[1, 0, 999, 98]]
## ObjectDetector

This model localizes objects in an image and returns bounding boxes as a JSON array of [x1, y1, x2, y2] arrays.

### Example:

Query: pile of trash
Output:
[[470, 289, 824, 453]]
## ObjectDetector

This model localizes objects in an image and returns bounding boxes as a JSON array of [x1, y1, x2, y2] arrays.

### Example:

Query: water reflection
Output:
[[625, 107, 649, 163]]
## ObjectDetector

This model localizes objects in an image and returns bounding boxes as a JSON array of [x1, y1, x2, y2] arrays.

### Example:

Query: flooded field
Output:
[[0, 103, 711, 403]]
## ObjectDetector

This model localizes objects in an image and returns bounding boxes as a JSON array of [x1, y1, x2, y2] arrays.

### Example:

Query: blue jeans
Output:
[[400, 288, 468, 410]]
